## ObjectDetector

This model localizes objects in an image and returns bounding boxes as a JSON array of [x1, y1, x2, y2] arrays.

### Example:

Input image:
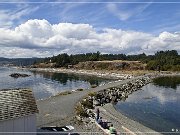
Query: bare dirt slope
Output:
[[75, 60, 146, 71]]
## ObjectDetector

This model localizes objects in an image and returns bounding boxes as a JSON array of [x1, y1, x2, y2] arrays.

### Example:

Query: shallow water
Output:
[[0, 67, 110, 100], [115, 76, 180, 133]]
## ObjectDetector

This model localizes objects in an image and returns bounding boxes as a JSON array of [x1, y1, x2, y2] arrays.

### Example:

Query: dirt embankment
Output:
[[32, 62, 56, 68], [74, 60, 146, 71], [32, 60, 146, 71]]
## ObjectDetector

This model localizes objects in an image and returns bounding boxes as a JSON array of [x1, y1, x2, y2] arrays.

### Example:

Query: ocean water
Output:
[[0, 67, 110, 100], [115, 76, 180, 133]]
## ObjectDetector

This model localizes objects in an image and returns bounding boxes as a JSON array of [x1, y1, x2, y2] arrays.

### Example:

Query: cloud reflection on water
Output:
[[125, 83, 180, 105]]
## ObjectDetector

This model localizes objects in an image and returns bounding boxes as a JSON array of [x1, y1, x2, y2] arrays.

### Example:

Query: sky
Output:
[[0, 0, 180, 58]]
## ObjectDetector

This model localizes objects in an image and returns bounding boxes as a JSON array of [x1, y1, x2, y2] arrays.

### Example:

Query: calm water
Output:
[[115, 76, 180, 133], [0, 67, 110, 100]]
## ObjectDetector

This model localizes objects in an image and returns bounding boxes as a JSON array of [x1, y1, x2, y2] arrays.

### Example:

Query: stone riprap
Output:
[[93, 77, 151, 106]]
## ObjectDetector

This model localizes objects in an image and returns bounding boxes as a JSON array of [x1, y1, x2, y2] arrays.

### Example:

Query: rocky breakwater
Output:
[[94, 77, 151, 105], [74, 76, 161, 135], [75, 77, 151, 120]]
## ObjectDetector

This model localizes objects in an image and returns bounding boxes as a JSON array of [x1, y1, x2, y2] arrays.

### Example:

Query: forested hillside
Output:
[[36, 50, 180, 71]]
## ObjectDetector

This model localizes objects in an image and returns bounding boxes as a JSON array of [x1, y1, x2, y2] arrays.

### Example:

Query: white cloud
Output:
[[126, 84, 180, 105], [0, 19, 180, 58], [106, 2, 152, 21], [107, 3, 131, 21]]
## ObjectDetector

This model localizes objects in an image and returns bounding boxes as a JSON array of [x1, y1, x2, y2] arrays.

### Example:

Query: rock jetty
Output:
[[75, 77, 151, 120], [74, 77, 160, 134], [93, 77, 151, 106]]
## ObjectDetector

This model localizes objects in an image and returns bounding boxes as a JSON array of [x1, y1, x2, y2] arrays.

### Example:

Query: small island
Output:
[[9, 73, 31, 78]]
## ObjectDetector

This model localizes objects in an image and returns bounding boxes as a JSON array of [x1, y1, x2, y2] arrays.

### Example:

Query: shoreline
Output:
[[35, 74, 157, 134], [24, 67, 180, 79], [34, 68, 180, 134], [100, 103, 162, 135], [28, 67, 135, 80]]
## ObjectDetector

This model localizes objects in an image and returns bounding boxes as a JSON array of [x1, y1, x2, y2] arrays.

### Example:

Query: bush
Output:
[[81, 99, 93, 109], [58, 91, 72, 95], [171, 65, 180, 71], [88, 92, 97, 97], [91, 84, 97, 88], [75, 103, 89, 117], [146, 60, 158, 70], [76, 88, 84, 91]]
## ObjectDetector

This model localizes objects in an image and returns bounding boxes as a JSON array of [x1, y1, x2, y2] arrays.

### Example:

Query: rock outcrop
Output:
[[9, 73, 31, 78]]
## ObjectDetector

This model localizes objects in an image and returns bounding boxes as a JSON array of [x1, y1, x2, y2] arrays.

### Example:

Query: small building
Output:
[[0, 88, 39, 135]]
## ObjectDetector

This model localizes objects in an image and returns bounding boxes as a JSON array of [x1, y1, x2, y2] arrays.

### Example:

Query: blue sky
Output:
[[1, 0, 180, 33], [0, 0, 180, 57]]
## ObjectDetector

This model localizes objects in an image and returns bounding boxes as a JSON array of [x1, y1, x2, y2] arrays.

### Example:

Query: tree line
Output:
[[40, 50, 180, 71]]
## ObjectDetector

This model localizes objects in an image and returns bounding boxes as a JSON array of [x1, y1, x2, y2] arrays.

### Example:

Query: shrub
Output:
[[76, 88, 84, 91], [58, 91, 72, 95], [88, 92, 97, 97], [91, 84, 97, 88], [81, 99, 93, 109], [75, 103, 88, 117]]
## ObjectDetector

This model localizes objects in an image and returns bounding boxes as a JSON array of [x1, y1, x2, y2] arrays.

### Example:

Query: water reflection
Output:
[[115, 76, 180, 133], [153, 76, 180, 89], [124, 84, 180, 104], [31, 70, 105, 86], [0, 67, 110, 100]]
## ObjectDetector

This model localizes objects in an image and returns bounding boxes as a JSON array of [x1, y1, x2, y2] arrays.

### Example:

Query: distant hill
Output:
[[0, 57, 43, 66]]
